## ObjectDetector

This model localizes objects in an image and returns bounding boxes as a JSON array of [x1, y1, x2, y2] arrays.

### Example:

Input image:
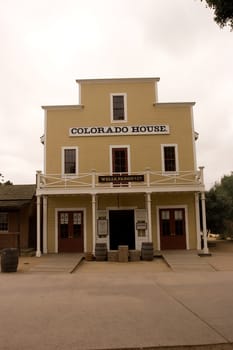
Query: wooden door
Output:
[[58, 211, 84, 252], [160, 209, 186, 249]]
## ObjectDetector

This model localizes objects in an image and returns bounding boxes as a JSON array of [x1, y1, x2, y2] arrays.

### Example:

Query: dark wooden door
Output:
[[159, 209, 186, 249], [58, 211, 84, 252]]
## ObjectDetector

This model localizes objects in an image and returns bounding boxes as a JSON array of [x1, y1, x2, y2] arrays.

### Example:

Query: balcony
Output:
[[36, 167, 205, 196]]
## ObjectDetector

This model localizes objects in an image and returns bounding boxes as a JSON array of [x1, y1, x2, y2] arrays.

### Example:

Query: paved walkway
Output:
[[16, 241, 233, 274], [26, 253, 84, 273], [162, 250, 215, 272]]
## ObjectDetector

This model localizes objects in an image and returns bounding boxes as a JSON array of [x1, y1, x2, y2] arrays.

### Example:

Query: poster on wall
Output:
[[97, 218, 108, 237]]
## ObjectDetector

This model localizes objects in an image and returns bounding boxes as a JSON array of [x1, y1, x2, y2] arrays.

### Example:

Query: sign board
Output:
[[69, 124, 169, 137], [98, 175, 144, 183], [136, 221, 147, 230]]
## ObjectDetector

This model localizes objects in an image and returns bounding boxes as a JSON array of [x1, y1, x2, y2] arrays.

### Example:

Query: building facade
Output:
[[0, 184, 36, 251], [36, 78, 208, 256]]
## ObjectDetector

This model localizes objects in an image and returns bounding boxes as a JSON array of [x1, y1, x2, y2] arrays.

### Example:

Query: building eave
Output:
[[41, 105, 84, 110], [154, 102, 196, 107], [76, 77, 160, 84]]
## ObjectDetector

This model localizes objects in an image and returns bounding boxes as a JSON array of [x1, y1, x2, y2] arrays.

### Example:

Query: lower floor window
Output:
[[0, 212, 8, 231]]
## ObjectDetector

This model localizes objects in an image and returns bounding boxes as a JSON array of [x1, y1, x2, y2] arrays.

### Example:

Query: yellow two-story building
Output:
[[36, 77, 208, 256]]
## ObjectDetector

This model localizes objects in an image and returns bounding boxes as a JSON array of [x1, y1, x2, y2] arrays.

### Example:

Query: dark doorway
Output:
[[109, 210, 135, 250]]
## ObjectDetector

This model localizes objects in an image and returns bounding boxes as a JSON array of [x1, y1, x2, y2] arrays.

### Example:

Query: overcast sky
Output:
[[0, 0, 232, 189]]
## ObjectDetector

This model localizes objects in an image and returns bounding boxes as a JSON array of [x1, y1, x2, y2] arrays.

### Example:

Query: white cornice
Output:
[[154, 102, 196, 107], [76, 77, 160, 84], [41, 105, 84, 110]]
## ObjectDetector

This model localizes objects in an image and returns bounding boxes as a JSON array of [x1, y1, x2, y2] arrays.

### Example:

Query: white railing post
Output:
[[195, 192, 201, 250], [146, 192, 152, 242], [92, 194, 96, 254], [92, 169, 96, 189], [199, 166, 204, 184], [146, 168, 150, 187], [36, 171, 42, 257], [36, 170, 42, 190], [36, 195, 41, 257], [43, 195, 48, 254], [201, 191, 209, 254]]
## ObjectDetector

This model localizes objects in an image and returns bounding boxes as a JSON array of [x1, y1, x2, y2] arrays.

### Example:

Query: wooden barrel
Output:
[[1, 248, 19, 272], [95, 243, 107, 261], [141, 242, 154, 261]]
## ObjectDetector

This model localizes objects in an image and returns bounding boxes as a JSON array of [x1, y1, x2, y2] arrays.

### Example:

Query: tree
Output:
[[206, 173, 233, 235], [201, 0, 233, 29], [0, 173, 13, 186]]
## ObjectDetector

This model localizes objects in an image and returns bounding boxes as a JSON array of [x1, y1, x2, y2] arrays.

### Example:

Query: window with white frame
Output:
[[111, 94, 127, 122], [62, 147, 78, 175], [110, 146, 130, 186], [112, 147, 128, 173], [0, 213, 8, 231], [161, 144, 178, 173]]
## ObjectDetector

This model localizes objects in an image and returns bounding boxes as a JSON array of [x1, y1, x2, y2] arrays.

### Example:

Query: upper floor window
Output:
[[112, 147, 129, 173], [62, 147, 78, 175], [111, 93, 127, 122], [110, 146, 130, 186], [162, 145, 178, 173], [0, 212, 8, 231]]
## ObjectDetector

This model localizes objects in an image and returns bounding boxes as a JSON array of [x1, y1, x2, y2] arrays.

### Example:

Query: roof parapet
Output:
[[41, 105, 83, 110], [76, 77, 160, 84]]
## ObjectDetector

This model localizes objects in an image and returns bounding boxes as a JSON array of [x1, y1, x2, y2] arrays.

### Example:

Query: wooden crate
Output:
[[118, 245, 129, 262], [107, 250, 119, 262]]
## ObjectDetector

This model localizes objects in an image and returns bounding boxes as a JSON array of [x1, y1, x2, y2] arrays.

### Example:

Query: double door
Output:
[[58, 211, 84, 252], [160, 208, 186, 249]]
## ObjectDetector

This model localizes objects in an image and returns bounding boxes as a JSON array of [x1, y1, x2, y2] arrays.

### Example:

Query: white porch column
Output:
[[195, 192, 201, 250], [43, 195, 48, 254], [36, 195, 41, 257], [201, 191, 209, 254], [92, 194, 96, 254], [146, 192, 152, 242], [36, 170, 42, 257]]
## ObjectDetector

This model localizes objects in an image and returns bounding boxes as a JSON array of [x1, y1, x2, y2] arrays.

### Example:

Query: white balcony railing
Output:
[[36, 168, 204, 193]]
